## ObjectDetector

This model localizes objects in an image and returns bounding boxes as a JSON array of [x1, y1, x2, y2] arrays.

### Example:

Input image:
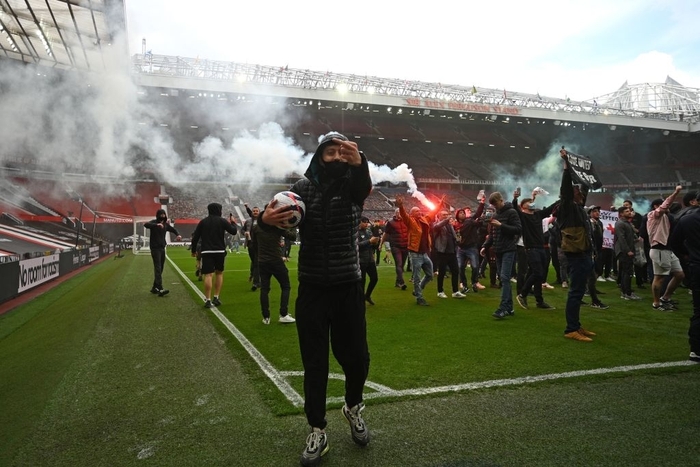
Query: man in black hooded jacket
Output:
[[144, 209, 181, 296], [190, 203, 238, 308], [259, 132, 372, 466]]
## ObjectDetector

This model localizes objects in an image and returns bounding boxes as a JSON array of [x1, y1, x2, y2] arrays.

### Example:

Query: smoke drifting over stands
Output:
[[0, 26, 698, 218]]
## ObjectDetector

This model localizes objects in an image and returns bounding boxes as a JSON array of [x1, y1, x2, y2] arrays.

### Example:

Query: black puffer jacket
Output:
[[383, 215, 408, 249], [260, 133, 372, 286]]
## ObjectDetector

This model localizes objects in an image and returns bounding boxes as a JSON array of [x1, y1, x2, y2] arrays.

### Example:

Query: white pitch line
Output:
[[166, 255, 304, 407], [282, 362, 697, 404], [166, 255, 697, 407]]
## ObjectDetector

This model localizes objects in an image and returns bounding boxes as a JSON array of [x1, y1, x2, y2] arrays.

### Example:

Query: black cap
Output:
[[651, 198, 664, 208], [360, 216, 370, 223]]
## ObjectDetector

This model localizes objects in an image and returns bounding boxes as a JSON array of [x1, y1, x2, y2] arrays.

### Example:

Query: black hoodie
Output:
[[191, 203, 238, 254], [144, 209, 179, 249]]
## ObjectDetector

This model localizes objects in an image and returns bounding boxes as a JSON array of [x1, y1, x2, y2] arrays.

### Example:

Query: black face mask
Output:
[[324, 161, 347, 178], [158, 216, 167, 222]]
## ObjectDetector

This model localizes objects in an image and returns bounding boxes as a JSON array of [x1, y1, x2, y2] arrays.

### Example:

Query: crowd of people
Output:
[[145, 134, 700, 467]]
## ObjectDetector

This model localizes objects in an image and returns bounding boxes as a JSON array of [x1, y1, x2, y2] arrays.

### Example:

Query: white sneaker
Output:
[[262, 317, 270, 325], [597, 276, 606, 282], [279, 314, 296, 324], [474, 282, 486, 290], [510, 277, 517, 283], [437, 292, 448, 298], [542, 282, 554, 289], [606, 277, 616, 282], [452, 291, 466, 298], [562, 281, 568, 288]]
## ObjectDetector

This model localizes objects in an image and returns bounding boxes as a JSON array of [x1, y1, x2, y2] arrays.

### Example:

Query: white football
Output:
[[273, 191, 306, 228]]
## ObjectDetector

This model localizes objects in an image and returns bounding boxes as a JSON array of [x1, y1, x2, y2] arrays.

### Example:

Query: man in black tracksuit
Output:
[[144, 209, 181, 296], [260, 132, 372, 466], [253, 222, 297, 324], [358, 216, 379, 305], [190, 203, 238, 308], [513, 191, 557, 310]]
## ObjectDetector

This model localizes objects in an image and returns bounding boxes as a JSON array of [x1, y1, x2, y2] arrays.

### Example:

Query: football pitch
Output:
[[1, 247, 698, 466], [166, 248, 695, 407]]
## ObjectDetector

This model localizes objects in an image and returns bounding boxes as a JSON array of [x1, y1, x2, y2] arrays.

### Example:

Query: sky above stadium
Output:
[[125, 0, 700, 101]]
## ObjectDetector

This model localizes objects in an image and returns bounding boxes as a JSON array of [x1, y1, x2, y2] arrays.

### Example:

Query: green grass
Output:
[[166, 246, 694, 400], [0, 248, 698, 466]]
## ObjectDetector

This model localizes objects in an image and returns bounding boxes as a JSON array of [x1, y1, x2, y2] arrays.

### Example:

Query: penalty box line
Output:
[[166, 255, 696, 407], [282, 359, 696, 404]]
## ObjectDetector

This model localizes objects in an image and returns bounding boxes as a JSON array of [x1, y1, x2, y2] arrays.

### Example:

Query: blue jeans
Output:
[[496, 251, 516, 312], [409, 252, 433, 300], [564, 253, 594, 333], [457, 246, 480, 286]]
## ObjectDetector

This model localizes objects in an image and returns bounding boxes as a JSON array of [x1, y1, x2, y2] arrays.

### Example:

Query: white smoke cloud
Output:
[[368, 162, 432, 207], [0, 18, 537, 213]]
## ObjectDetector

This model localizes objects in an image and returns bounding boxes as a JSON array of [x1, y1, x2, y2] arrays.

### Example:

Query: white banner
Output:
[[89, 246, 100, 263], [18, 254, 60, 293], [599, 210, 619, 249]]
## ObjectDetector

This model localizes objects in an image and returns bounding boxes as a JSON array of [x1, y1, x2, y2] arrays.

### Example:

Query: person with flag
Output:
[[557, 148, 598, 342]]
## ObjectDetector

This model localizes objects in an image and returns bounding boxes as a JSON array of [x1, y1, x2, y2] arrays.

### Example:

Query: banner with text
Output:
[[599, 210, 619, 249], [18, 254, 60, 293], [563, 149, 603, 190]]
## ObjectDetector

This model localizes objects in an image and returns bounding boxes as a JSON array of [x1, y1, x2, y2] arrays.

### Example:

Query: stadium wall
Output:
[[0, 242, 114, 305]]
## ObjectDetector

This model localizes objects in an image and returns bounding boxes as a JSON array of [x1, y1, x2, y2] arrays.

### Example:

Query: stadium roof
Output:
[[1, 1, 698, 132], [0, 0, 125, 71], [594, 77, 700, 119], [133, 55, 700, 132]]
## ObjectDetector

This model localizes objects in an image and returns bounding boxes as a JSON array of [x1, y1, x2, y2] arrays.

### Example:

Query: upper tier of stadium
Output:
[[1, 0, 698, 131]]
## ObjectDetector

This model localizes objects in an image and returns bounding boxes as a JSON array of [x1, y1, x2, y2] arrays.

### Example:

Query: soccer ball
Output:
[[273, 191, 305, 228]]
